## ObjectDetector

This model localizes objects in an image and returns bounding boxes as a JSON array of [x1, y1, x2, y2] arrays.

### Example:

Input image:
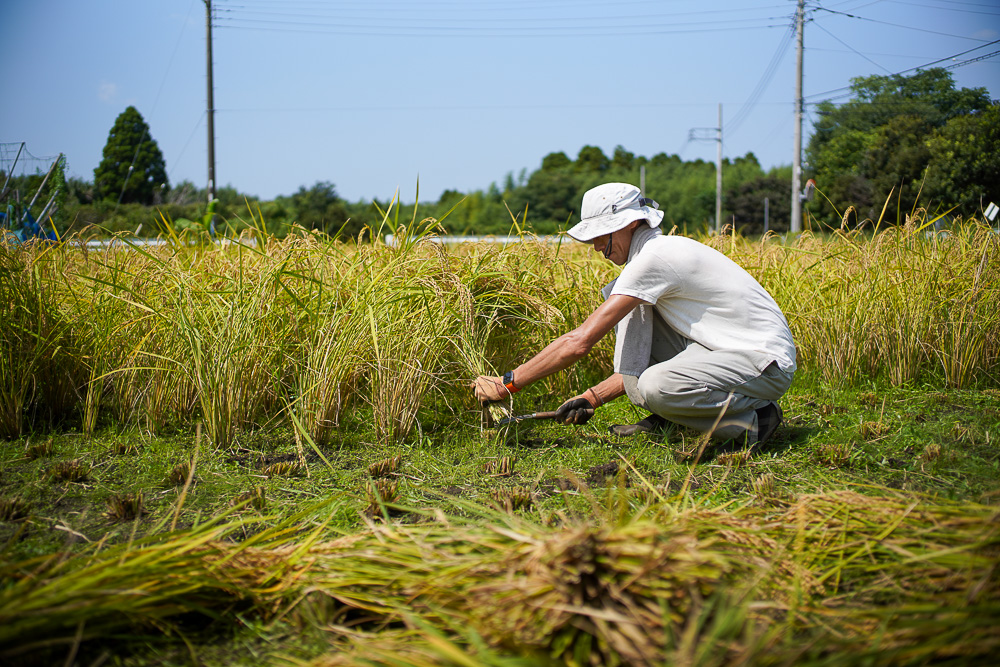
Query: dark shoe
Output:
[[609, 413, 668, 436], [754, 402, 783, 446]]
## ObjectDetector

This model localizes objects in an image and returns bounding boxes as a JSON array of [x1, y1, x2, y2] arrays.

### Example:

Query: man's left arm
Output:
[[473, 294, 645, 402]]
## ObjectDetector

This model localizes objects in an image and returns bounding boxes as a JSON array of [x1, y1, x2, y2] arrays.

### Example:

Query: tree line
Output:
[[3, 68, 996, 240]]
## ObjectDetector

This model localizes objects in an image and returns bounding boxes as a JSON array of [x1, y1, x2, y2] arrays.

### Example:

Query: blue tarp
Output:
[[0, 208, 57, 243]]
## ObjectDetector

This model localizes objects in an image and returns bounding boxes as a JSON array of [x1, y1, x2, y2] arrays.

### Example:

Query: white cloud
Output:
[[98, 81, 117, 103]]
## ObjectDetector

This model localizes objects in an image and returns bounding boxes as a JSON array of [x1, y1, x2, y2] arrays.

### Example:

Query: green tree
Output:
[[805, 68, 991, 222], [612, 145, 635, 170], [540, 151, 571, 170], [280, 181, 351, 236], [517, 169, 579, 227], [575, 145, 609, 173], [864, 114, 933, 221], [94, 106, 169, 204], [724, 174, 790, 234], [924, 105, 1000, 215]]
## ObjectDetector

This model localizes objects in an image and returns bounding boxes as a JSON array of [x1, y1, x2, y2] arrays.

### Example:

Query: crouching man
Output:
[[473, 182, 796, 446]]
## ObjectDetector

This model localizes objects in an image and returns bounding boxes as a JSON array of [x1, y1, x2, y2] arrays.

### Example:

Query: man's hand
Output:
[[554, 396, 596, 425], [473, 375, 509, 403]]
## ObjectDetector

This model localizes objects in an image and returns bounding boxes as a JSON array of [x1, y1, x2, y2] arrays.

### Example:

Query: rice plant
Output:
[[105, 491, 144, 522], [24, 438, 54, 460], [262, 461, 303, 478], [231, 486, 267, 511], [368, 455, 402, 478], [0, 496, 30, 521], [365, 478, 400, 515], [488, 486, 533, 512], [719, 218, 1000, 388], [481, 456, 515, 477], [111, 440, 139, 456], [859, 420, 891, 440], [46, 459, 89, 483], [0, 245, 80, 438], [714, 448, 753, 468], [166, 461, 192, 486], [816, 440, 855, 467], [751, 472, 776, 500]]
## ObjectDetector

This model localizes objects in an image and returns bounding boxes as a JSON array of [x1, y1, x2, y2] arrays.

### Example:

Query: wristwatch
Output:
[[502, 370, 521, 394]]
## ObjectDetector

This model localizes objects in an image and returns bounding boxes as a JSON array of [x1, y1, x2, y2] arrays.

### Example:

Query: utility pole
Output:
[[716, 103, 723, 234], [687, 105, 723, 233], [205, 0, 216, 205], [791, 0, 805, 233]]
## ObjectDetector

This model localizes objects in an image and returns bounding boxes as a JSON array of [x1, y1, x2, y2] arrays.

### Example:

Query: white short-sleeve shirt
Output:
[[610, 235, 797, 373]]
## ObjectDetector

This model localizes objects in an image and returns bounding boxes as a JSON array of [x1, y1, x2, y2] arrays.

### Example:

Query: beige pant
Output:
[[622, 312, 794, 441]]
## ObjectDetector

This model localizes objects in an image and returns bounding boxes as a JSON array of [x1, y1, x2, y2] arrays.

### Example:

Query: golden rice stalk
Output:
[[481, 456, 515, 477], [0, 496, 30, 521], [46, 459, 90, 483], [231, 486, 267, 511], [166, 461, 192, 486], [111, 440, 140, 456], [921, 442, 943, 463], [365, 479, 400, 515], [751, 472, 776, 499], [24, 438, 53, 460], [715, 448, 753, 468], [368, 456, 402, 478], [488, 486, 532, 512], [262, 461, 304, 478], [816, 441, 853, 467], [859, 420, 891, 440], [105, 492, 144, 522]]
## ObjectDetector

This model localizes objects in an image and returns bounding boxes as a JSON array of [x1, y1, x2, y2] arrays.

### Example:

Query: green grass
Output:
[[2, 374, 997, 564], [2, 384, 998, 666]]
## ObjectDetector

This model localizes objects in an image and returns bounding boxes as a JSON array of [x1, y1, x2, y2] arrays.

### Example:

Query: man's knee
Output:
[[636, 369, 702, 412]]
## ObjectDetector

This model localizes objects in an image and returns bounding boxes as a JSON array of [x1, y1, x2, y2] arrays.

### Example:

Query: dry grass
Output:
[[0, 496, 30, 521], [481, 456, 516, 477], [104, 492, 144, 522], [24, 438, 54, 460], [231, 486, 267, 511], [165, 462, 191, 486], [365, 478, 401, 515], [46, 459, 89, 483], [488, 486, 533, 512], [261, 461, 303, 479], [368, 455, 402, 478], [1, 489, 997, 664]]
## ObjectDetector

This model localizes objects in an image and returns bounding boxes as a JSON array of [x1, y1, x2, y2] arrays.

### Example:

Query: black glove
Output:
[[554, 397, 596, 425]]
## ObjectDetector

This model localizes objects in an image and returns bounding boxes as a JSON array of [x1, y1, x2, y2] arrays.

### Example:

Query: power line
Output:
[[813, 21, 892, 73], [218, 3, 792, 23], [804, 38, 1000, 102], [215, 15, 787, 37], [883, 0, 1000, 15], [213, 0, 794, 36], [167, 113, 208, 185], [815, 5, 994, 41], [221, 0, 789, 13], [728, 19, 797, 136]]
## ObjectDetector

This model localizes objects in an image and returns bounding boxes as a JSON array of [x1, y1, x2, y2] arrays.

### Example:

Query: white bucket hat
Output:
[[567, 182, 664, 242]]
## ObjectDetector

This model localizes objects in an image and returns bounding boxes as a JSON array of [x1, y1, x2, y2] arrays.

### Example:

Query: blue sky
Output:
[[2, 1, 998, 204]]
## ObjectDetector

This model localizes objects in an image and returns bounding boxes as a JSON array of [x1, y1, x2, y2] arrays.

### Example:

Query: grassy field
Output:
[[1, 214, 998, 665]]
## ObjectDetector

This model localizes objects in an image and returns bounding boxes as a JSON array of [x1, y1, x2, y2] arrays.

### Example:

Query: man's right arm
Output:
[[554, 372, 627, 424]]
